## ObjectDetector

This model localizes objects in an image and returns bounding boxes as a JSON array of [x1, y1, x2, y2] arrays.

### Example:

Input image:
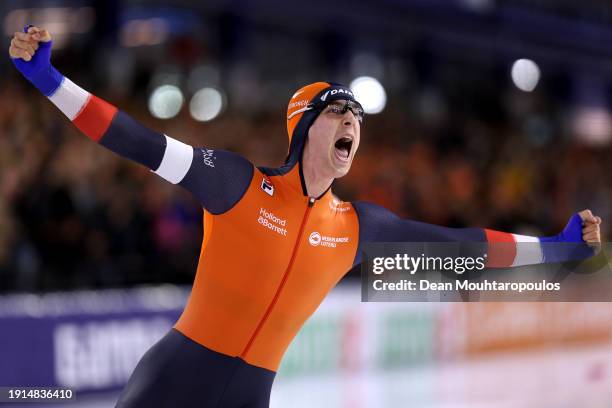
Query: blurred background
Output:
[[0, 0, 611, 407]]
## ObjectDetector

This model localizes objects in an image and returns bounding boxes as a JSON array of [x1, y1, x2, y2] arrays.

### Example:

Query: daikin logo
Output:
[[321, 88, 354, 102]]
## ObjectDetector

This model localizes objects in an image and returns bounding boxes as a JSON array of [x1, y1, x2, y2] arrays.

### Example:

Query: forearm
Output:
[[32, 70, 167, 169], [10, 27, 188, 181], [17, 56, 195, 185], [484, 229, 547, 267], [485, 213, 592, 267]]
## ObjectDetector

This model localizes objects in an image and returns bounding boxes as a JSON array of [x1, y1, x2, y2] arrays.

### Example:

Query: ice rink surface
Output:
[[20, 343, 610, 408]]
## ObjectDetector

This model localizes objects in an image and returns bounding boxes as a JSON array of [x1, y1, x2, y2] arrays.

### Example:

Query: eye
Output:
[[327, 105, 343, 115], [347, 107, 363, 123]]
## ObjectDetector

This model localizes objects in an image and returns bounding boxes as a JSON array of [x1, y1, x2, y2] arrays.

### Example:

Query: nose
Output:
[[343, 111, 355, 127]]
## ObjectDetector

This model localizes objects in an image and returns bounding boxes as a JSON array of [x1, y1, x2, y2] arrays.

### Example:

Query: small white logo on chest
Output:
[[308, 231, 349, 248], [329, 198, 351, 212], [261, 176, 274, 196]]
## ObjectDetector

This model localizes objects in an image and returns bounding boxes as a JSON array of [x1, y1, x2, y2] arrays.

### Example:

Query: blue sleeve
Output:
[[352, 201, 486, 266], [100, 111, 166, 169]]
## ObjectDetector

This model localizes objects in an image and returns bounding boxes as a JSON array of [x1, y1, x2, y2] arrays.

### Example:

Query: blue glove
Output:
[[11, 25, 63, 96], [540, 213, 594, 263]]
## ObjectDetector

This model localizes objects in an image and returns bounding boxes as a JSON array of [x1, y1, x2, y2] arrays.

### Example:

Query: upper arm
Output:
[[177, 147, 254, 214], [352, 201, 486, 266], [149, 134, 253, 214], [353, 201, 486, 243]]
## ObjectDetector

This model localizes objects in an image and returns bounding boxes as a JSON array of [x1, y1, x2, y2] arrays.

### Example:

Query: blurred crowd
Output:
[[0, 69, 610, 293]]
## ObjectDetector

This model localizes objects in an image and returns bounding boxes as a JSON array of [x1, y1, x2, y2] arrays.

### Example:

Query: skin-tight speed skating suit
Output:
[[12, 37, 592, 408]]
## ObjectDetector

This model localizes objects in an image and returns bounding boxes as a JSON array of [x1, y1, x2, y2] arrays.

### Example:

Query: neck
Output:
[[301, 160, 333, 198]]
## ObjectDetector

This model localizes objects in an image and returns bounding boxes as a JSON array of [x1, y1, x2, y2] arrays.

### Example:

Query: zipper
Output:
[[240, 197, 316, 358]]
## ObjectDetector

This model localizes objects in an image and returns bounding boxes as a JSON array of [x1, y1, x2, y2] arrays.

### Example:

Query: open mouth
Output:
[[334, 136, 353, 161]]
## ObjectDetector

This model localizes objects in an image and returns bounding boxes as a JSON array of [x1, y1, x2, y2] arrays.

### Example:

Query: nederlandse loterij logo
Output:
[[309, 232, 321, 246], [308, 231, 349, 248], [261, 176, 274, 196], [257, 207, 287, 236]]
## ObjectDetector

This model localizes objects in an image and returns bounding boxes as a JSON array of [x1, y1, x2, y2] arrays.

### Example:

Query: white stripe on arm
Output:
[[511, 234, 543, 266], [154, 135, 194, 184], [48, 77, 91, 120]]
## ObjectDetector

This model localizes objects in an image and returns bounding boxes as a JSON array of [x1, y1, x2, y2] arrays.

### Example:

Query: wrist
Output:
[[27, 64, 64, 96], [539, 213, 592, 263], [12, 40, 63, 96]]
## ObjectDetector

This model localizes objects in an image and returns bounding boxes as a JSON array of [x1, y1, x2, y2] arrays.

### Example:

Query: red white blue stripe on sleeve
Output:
[[47, 76, 118, 142], [485, 213, 591, 267], [45, 76, 193, 184], [484, 230, 543, 267]]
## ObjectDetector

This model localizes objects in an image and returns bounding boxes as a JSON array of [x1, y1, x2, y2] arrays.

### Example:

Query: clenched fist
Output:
[[578, 209, 602, 246], [9, 25, 62, 95], [9, 26, 51, 61]]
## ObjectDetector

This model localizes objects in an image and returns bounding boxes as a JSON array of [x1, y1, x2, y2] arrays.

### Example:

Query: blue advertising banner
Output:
[[0, 286, 189, 394]]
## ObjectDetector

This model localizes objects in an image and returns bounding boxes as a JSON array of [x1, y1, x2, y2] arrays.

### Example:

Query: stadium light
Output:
[[574, 107, 612, 146], [148, 85, 184, 119], [511, 59, 540, 92], [350, 76, 387, 114], [189, 88, 225, 122]]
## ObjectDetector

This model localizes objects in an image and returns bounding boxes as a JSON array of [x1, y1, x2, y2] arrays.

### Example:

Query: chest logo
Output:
[[261, 176, 274, 196], [329, 198, 351, 212], [308, 231, 349, 248], [258, 207, 287, 236], [309, 232, 322, 246]]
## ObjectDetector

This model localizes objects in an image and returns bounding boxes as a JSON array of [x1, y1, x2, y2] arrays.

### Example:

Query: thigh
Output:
[[115, 329, 240, 408], [220, 358, 276, 408]]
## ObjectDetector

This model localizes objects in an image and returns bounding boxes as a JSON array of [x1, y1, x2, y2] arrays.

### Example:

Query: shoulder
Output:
[[194, 148, 254, 170], [328, 195, 355, 214], [180, 148, 255, 214], [352, 200, 399, 224]]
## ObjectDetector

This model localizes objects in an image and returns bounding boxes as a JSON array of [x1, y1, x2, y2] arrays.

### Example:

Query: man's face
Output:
[[302, 100, 361, 179]]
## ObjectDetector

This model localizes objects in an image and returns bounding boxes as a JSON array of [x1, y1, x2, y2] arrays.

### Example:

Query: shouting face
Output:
[[302, 100, 362, 180]]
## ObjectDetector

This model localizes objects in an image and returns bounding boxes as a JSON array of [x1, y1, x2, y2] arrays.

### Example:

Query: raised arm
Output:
[[10, 26, 252, 215], [352, 201, 601, 267]]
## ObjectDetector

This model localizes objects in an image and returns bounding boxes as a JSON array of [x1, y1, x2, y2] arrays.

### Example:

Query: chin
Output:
[[332, 164, 351, 179]]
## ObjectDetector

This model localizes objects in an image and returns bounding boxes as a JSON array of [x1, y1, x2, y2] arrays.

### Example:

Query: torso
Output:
[[174, 164, 359, 371]]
